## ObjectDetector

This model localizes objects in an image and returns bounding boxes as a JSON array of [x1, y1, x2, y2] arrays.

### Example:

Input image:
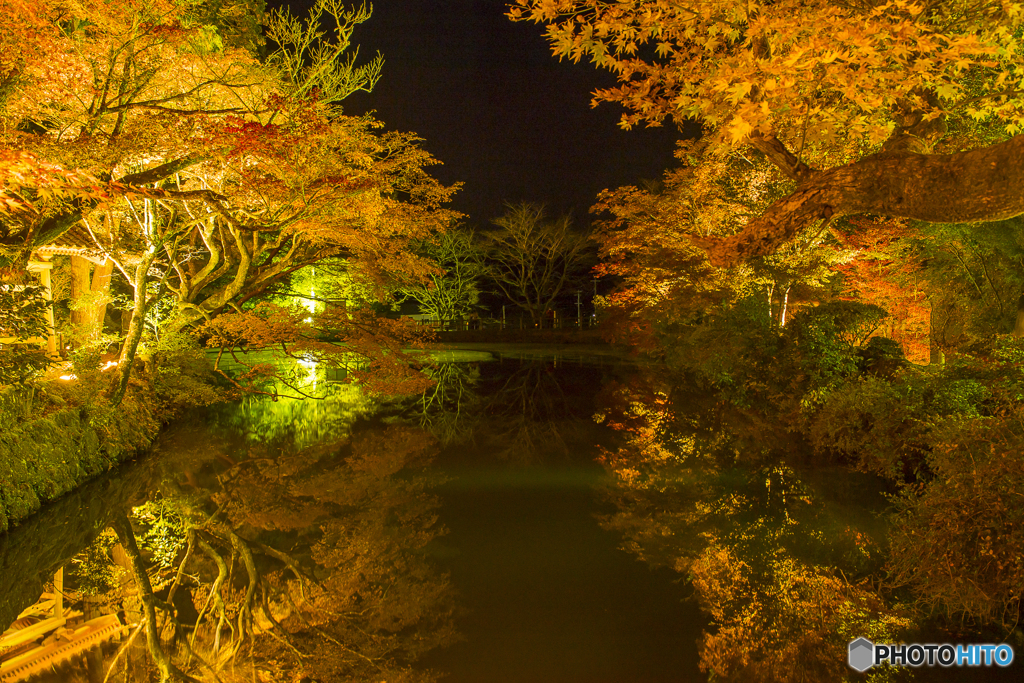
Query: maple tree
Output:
[[591, 144, 846, 356], [833, 218, 931, 362], [510, 0, 1024, 264], [0, 0, 458, 403]]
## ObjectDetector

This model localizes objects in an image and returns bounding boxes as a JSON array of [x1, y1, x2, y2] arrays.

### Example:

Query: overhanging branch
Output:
[[696, 134, 1024, 266]]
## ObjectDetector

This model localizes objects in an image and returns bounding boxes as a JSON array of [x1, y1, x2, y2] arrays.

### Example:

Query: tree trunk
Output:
[[699, 135, 1024, 265], [90, 258, 114, 337], [779, 286, 791, 328], [69, 255, 91, 330], [69, 256, 114, 344], [1014, 294, 1024, 338], [929, 300, 945, 365], [111, 252, 156, 406], [112, 515, 197, 683]]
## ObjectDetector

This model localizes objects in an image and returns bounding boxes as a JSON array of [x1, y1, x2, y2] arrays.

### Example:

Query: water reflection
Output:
[[403, 359, 600, 465], [5, 352, 852, 683], [1, 371, 455, 682], [593, 370, 912, 682]]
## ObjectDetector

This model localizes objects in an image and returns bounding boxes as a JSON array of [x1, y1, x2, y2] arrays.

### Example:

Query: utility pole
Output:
[[576, 290, 582, 328]]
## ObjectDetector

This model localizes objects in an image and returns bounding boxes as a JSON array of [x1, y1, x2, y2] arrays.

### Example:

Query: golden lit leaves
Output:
[[0, 151, 110, 216], [510, 0, 1024, 164]]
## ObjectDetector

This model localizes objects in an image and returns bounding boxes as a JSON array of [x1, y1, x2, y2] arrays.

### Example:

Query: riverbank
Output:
[[0, 383, 159, 533], [0, 348, 223, 532], [1, 342, 622, 534]]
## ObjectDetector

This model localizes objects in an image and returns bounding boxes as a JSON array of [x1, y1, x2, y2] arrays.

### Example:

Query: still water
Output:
[[0, 351, 704, 682], [7, 350, 1009, 681]]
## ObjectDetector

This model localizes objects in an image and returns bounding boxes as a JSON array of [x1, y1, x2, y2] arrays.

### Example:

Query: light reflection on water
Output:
[[2, 348, 922, 682]]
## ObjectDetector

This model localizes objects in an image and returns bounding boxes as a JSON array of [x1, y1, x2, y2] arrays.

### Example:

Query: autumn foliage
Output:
[[1, 0, 459, 401]]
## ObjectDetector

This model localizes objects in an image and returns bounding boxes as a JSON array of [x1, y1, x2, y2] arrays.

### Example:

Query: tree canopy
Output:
[[0, 0, 458, 399], [510, 0, 1024, 263]]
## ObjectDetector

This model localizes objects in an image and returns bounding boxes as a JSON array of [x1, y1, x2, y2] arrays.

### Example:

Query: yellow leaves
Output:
[[866, 122, 895, 146], [934, 81, 960, 101], [727, 80, 754, 104], [727, 116, 754, 144]]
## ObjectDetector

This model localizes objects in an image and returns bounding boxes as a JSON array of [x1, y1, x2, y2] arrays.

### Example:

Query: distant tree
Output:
[[484, 203, 589, 328], [397, 227, 484, 326]]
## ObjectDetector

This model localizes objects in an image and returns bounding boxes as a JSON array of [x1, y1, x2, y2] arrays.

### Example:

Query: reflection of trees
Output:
[[213, 364, 374, 450], [62, 425, 456, 682], [478, 361, 594, 464], [595, 371, 911, 681], [411, 363, 482, 446]]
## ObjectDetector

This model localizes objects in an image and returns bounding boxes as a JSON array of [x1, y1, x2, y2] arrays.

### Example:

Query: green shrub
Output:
[[808, 374, 928, 477], [784, 301, 888, 394]]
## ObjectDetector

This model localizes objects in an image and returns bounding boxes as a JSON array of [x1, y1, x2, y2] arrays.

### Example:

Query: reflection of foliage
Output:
[[102, 424, 456, 682], [595, 370, 909, 680], [411, 362, 481, 445], [479, 360, 592, 463], [131, 499, 190, 570], [217, 372, 373, 450], [693, 544, 912, 683], [67, 528, 120, 597]]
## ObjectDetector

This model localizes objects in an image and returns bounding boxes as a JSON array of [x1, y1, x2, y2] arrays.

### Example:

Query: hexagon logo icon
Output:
[[848, 638, 875, 672]]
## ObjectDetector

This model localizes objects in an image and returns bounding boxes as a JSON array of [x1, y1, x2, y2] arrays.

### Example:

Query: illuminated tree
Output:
[[591, 144, 847, 353], [511, 0, 1024, 264], [0, 0, 457, 402], [397, 226, 485, 326]]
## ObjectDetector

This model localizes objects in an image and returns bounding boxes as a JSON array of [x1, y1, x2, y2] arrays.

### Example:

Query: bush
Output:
[[784, 301, 888, 394], [887, 410, 1024, 625], [808, 374, 928, 477], [857, 336, 906, 377], [0, 283, 57, 385]]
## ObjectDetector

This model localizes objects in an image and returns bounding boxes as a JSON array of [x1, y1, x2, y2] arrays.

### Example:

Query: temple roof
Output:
[[33, 225, 108, 264]]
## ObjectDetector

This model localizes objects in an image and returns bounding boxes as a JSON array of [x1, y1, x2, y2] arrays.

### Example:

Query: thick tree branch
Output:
[[697, 134, 1024, 266], [117, 154, 210, 186], [112, 514, 200, 683], [748, 133, 816, 182]]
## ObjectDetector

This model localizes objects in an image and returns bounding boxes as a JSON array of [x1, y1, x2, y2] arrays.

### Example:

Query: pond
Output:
[[0, 349, 1011, 681]]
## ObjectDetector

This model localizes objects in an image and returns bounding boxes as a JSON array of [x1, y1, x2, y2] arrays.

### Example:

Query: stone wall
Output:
[[0, 401, 158, 533]]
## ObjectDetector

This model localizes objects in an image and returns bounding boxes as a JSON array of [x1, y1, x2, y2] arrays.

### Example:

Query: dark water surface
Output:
[[6, 350, 1018, 682], [1, 352, 705, 681], [416, 358, 702, 682]]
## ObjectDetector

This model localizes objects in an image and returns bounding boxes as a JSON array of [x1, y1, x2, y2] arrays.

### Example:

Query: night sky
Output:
[[292, 0, 683, 226]]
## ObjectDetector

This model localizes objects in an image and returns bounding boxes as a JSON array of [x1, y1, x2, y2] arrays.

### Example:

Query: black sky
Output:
[[283, 0, 682, 226]]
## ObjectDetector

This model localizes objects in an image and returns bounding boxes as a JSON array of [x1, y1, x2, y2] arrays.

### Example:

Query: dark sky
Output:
[[285, 0, 682, 226]]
